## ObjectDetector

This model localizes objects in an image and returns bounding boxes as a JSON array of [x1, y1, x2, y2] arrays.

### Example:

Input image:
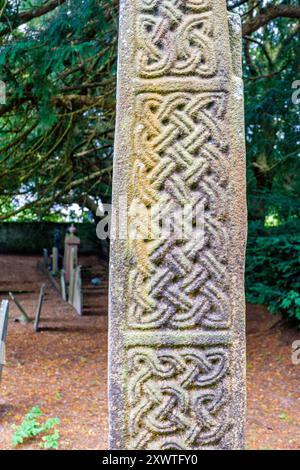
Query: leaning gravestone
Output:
[[9, 291, 30, 324], [0, 300, 9, 382], [34, 284, 45, 333], [109, 0, 247, 450]]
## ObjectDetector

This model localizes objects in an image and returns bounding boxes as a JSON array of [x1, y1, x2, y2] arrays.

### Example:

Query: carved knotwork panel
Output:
[[128, 91, 231, 330], [127, 346, 231, 449], [109, 0, 246, 451], [136, 0, 217, 77]]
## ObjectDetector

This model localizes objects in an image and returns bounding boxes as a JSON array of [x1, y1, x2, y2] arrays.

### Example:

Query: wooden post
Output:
[[0, 300, 9, 382], [34, 284, 45, 333]]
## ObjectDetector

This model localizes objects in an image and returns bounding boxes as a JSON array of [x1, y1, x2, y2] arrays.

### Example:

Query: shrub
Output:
[[246, 221, 300, 322], [12, 406, 60, 449]]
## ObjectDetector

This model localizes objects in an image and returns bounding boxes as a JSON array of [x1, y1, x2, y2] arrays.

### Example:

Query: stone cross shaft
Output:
[[109, 0, 247, 450]]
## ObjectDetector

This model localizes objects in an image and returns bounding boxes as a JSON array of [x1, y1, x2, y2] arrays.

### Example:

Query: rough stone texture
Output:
[[65, 234, 80, 284], [33, 284, 45, 333], [0, 300, 9, 382], [109, 0, 247, 450]]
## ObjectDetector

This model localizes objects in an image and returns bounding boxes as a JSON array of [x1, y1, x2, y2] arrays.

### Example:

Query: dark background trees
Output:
[[0, 0, 299, 319]]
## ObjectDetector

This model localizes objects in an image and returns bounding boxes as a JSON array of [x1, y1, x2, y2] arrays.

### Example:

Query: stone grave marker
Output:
[[34, 284, 46, 333], [0, 300, 9, 382], [72, 266, 83, 316], [52, 247, 59, 275], [9, 292, 30, 324], [68, 247, 76, 305], [109, 0, 247, 450], [60, 270, 67, 301]]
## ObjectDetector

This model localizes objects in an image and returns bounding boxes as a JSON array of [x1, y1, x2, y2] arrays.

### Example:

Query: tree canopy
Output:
[[0, 0, 299, 222], [0, 0, 118, 221]]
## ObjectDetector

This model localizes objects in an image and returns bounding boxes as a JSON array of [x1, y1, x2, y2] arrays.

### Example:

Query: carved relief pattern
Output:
[[121, 0, 236, 450], [136, 0, 216, 77], [128, 91, 230, 330], [127, 346, 231, 449]]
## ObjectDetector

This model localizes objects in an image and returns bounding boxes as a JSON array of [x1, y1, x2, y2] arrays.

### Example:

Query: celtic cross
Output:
[[109, 0, 247, 450]]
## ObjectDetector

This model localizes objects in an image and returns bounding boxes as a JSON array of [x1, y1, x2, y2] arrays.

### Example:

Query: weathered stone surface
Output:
[[64, 228, 80, 284], [72, 266, 83, 316], [0, 300, 9, 382], [109, 0, 247, 450], [52, 247, 59, 275], [34, 284, 45, 333]]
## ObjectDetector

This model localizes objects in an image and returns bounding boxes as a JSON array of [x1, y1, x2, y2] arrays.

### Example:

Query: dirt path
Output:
[[0, 254, 108, 450], [246, 304, 300, 450], [0, 255, 299, 450]]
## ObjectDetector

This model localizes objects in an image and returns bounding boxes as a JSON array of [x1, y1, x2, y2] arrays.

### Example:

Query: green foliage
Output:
[[246, 221, 300, 321], [0, 0, 117, 221], [12, 406, 60, 449], [241, 5, 300, 321], [41, 429, 60, 450]]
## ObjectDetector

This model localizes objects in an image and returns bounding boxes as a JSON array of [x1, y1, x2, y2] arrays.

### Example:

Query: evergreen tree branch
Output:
[[0, 0, 67, 36], [243, 4, 300, 35]]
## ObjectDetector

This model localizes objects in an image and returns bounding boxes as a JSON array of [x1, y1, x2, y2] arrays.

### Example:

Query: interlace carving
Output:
[[128, 346, 230, 449], [128, 91, 231, 330], [136, 0, 216, 77], [109, 0, 246, 451]]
